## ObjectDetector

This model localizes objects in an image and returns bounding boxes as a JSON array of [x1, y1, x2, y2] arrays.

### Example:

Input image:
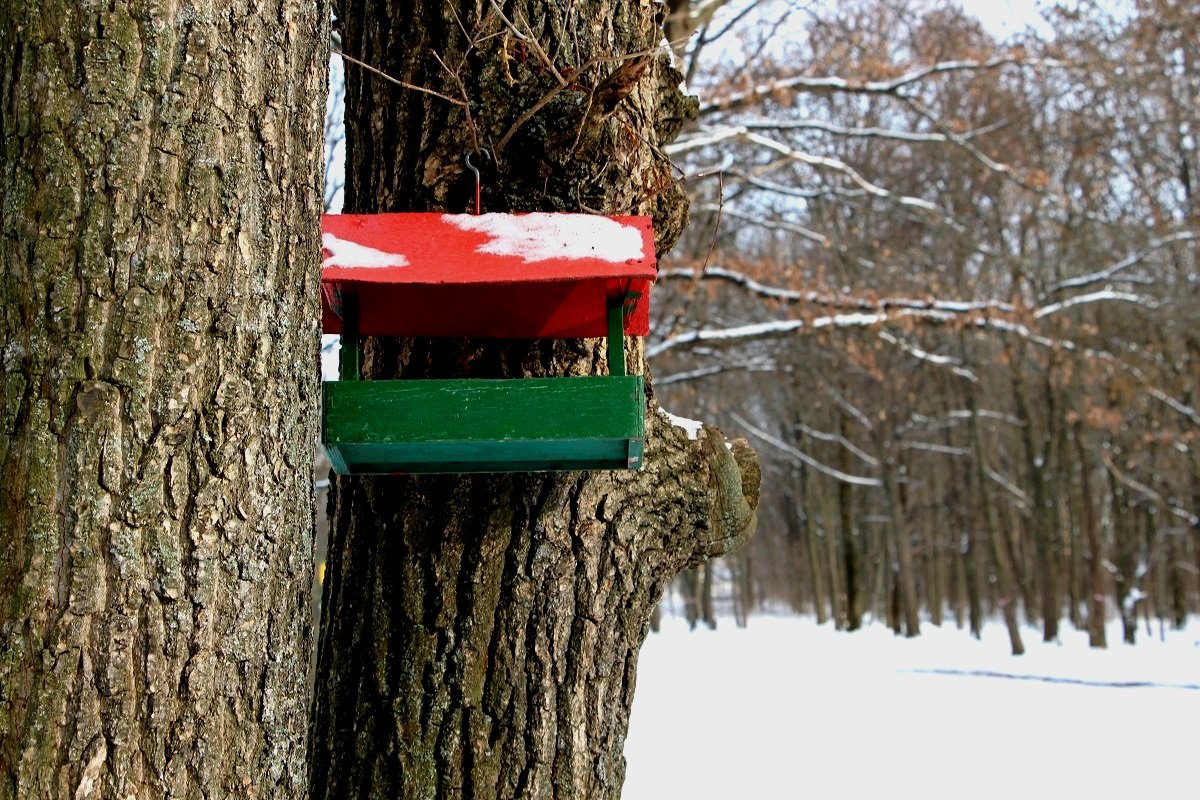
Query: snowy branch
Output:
[[878, 329, 979, 382], [1041, 231, 1200, 299], [794, 421, 880, 467], [985, 468, 1032, 513], [697, 56, 1068, 117], [731, 413, 883, 487], [1101, 452, 1200, 528], [1034, 289, 1161, 319], [658, 266, 1016, 314]]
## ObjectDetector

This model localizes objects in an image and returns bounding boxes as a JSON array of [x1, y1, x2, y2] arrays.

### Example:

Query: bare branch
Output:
[[335, 49, 468, 107]]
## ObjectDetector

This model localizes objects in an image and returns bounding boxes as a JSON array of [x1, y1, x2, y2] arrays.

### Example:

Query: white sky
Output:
[[957, 0, 1050, 38]]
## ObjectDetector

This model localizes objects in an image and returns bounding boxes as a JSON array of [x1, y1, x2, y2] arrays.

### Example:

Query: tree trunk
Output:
[[881, 446, 919, 637], [1009, 346, 1060, 641], [0, 2, 327, 797], [1074, 422, 1107, 648], [798, 472, 830, 625], [966, 388, 1024, 655], [838, 414, 863, 631], [309, 3, 759, 798]]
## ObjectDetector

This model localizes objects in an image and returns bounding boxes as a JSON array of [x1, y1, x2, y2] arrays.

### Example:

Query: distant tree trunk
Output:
[[783, 487, 820, 618], [816, 480, 847, 628], [0, 2, 326, 796], [882, 444, 919, 637], [1074, 422, 1107, 648], [681, 567, 702, 629], [308, 3, 759, 798], [1109, 468, 1138, 645], [838, 425, 864, 631], [798, 471, 830, 624], [730, 550, 754, 628], [1010, 346, 1061, 641], [700, 561, 718, 630], [967, 391, 1024, 655]]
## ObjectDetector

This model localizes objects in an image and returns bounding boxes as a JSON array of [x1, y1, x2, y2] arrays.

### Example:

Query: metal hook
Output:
[[465, 149, 490, 215]]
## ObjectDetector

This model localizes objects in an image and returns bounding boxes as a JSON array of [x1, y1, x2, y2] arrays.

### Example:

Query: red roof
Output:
[[321, 213, 656, 338]]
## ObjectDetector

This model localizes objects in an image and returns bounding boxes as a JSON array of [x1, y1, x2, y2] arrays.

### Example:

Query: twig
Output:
[[700, 170, 723, 272], [495, 45, 662, 154], [335, 49, 468, 107]]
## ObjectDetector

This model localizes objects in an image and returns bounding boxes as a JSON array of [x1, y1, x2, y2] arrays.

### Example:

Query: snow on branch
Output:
[[877, 329, 979, 382], [718, 170, 869, 201], [985, 468, 1032, 513], [1101, 452, 1200, 528], [648, 312, 905, 357], [659, 266, 1016, 314], [672, 128, 940, 215], [1034, 289, 1161, 319], [697, 56, 1068, 117], [730, 413, 883, 487], [902, 441, 971, 456], [658, 359, 782, 386], [734, 119, 959, 144], [1041, 231, 1200, 299], [794, 421, 880, 467]]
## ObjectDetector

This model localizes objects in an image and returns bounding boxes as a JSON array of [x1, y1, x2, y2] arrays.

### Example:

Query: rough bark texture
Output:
[[0, 1, 327, 797], [309, 2, 759, 798]]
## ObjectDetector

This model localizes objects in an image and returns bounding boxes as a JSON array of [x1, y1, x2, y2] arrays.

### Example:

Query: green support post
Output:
[[607, 296, 626, 378], [339, 293, 360, 381]]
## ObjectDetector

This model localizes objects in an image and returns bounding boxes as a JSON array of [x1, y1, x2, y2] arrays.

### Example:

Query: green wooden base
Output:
[[323, 376, 645, 474]]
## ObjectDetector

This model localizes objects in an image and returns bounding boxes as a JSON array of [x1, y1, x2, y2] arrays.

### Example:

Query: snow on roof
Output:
[[321, 232, 409, 269], [443, 213, 646, 264], [320, 213, 656, 286]]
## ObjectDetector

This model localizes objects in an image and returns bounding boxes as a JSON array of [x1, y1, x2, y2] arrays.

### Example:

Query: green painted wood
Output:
[[607, 298, 625, 378], [323, 376, 645, 474], [339, 293, 360, 381]]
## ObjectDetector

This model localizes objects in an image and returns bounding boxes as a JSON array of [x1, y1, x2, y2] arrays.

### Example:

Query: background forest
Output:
[[650, 0, 1198, 652], [322, 0, 1199, 654]]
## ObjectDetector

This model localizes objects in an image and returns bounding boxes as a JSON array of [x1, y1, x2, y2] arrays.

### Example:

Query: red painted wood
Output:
[[321, 213, 656, 338]]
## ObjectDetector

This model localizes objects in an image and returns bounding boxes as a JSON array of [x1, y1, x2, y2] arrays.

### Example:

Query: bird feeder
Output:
[[320, 212, 656, 474]]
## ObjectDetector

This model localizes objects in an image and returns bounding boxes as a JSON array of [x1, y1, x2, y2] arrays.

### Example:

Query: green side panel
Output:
[[323, 376, 645, 474]]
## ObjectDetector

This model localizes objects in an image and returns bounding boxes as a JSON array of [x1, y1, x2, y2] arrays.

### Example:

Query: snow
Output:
[[443, 213, 645, 264], [624, 614, 1200, 800], [321, 232, 408, 269], [658, 407, 704, 440]]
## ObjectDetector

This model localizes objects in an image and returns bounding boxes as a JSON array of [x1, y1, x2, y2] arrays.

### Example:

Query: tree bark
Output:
[[309, 2, 759, 798], [0, 1, 327, 797]]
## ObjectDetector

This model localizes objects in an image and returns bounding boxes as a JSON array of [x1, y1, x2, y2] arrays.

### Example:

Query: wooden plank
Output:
[[321, 279, 651, 338], [323, 376, 645, 474]]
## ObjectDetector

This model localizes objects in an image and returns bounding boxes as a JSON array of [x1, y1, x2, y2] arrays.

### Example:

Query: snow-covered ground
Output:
[[624, 615, 1199, 800]]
